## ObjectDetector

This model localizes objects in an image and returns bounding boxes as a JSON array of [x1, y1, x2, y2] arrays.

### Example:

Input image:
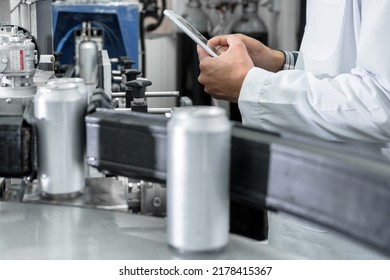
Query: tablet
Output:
[[164, 9, 220, 58]]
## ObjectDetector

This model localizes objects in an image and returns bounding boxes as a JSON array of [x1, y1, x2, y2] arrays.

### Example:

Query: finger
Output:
[[197, 45, 210, 61], [226, 35, 247, 54], [208, 35, 229, 47], [213, 45, 227, 55]]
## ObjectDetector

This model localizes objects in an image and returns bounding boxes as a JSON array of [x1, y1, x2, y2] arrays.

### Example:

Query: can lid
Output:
[[46, 78, 87, 95], [46, 78, 85, 86], [171, 106, 226, 120], [35, 83, 81, 102], [39, 82, 78, 92]]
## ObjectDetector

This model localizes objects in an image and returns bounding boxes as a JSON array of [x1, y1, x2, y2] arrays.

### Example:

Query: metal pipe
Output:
[[112, 91, 180, 99], [115, 107, 172, 114], [112, 70, 121, 76], [18, 1, 31, 33], [112, 76, 122, 82]]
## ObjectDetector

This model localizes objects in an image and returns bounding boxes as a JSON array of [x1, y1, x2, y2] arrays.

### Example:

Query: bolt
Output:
[[152, 196, 162, 208], [2, 58, 7, 64], [6, 98, 11, 104]]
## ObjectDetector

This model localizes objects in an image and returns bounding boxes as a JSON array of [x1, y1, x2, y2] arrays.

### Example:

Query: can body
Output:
[[34, 83, 85, 197], [79, 41, 98, 85], [167, 106, 231, 252], [46, 78, 88, 105]]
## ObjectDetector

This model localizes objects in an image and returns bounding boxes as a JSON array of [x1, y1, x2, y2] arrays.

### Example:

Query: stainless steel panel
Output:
[[0, 201, 296, 260]]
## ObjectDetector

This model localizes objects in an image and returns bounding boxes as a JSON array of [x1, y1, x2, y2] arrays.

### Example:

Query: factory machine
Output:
[[0, 0, 389, 259]]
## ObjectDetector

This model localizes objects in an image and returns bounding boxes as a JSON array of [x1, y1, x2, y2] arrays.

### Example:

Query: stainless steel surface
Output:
[[18, 2, 31, 32], [39, 54, 55, 64], [0, 86, 36, 98], [167, 106, 231, 252], [0, 1, 10, 23], [35, 0, 53, 51], [147, 107, 172, 114], [23, 177, 128, 211], [33, 69, 55, 86], [97, 50, 112, 98], [34, 83, 85, 196], [4, 176, 127, 209], [0, 201, 295, 259]]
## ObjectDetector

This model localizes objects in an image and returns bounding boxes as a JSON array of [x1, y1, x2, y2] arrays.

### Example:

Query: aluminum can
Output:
[[167, 106, 231, 252], [46, 78, 88, 105], [79, 41, 98, 102], [34, 83, 85, 198], [79, 40, 98, 85]]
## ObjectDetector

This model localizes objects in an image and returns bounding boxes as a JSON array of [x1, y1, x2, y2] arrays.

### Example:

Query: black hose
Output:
[[139, 11, 146, 76], [139, 0, 167, 76], [145, 0, 167, 32]]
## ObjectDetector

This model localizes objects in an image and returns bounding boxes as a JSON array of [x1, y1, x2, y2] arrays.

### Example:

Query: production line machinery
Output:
[[0, 0, 390, 260], [1, 46, 390, 260], [2, 101, 390, 258]]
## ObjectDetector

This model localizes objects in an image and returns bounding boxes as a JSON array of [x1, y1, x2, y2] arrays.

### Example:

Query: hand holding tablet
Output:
[[163, 10, 221, 57]]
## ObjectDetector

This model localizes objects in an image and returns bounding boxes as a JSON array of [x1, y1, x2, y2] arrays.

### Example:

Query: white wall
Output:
[[145, 35, 178, 108], [258, 0, 301, 51]]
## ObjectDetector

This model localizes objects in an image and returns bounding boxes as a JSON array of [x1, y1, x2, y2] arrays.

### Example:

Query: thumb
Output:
[[226, 35, 247, 54], [197, 45, 211, 61]]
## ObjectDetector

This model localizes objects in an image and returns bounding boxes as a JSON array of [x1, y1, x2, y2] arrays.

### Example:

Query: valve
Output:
[[123, 69, 142, 108], [125, 79, 152, 113]]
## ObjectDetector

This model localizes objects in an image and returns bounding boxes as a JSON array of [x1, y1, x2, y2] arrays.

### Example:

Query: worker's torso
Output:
[[297, 0, 359, 76]]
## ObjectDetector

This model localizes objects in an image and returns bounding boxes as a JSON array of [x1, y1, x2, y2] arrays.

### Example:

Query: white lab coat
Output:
[[238, 0, 389, 259], [239, 0, 390, 142]]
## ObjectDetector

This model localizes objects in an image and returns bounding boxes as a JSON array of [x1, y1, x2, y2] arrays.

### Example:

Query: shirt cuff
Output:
[[238, 67, 272, 127], [280, 51, 299, 70]]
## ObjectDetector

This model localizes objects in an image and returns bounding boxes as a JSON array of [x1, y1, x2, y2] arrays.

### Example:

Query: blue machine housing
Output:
[[52, 2, 139, 69]]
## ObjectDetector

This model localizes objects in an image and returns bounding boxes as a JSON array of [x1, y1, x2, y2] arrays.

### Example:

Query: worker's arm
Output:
[[207, 34, 285, 73], [239, 0, 390, 142]]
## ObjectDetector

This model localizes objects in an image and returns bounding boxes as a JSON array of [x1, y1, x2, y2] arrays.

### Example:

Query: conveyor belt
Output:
[[1, 108, 389, 256], [0, 99, 36, 177], [85, 109, 390, 256], [0, 116, 34, 177]]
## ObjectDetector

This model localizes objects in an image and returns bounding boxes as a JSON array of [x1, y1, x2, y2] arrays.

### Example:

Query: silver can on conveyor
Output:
[[167, 106, 231, 253], [46, 77, 88, 105], [34, 82, 86, 198]]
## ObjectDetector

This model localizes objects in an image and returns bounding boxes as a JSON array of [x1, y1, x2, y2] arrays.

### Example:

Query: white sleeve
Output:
[[238, 2, 390, 142]]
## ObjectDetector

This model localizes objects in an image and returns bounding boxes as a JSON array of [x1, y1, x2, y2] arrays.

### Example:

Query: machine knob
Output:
[[119, 56, 135, 69], [126, 80, 152, 113], [125, 80, 152, 99], [123, 69, 142, 82]]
